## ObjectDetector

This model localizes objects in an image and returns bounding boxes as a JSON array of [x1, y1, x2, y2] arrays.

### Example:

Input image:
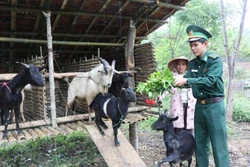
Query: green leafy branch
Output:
[[136, 68, 175, 100]]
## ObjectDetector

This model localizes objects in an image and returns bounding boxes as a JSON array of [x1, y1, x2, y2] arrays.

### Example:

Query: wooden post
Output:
[[129, 122, 138, 150], [125, 19, 138, 150], [125, 19, 136, 89], [42, 11, 57, 128]]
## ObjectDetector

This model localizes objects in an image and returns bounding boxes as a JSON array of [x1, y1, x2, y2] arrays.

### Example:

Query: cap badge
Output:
[[189, 30, 193, 37]]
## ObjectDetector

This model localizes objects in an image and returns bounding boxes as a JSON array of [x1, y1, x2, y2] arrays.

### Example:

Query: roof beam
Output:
[[57, 0, 89, 51], [0, 48, 100, 55], [0, 31, 147, 40], [138, 0, 190, 43], [0, 6, 168, 24], [0, 37, 124, 47], [104, 3, 150, 55], [129, 0, 185, 10], [68, 0, 113, 60], [52, 0, 69, 31], [84, 1, 131, 57]]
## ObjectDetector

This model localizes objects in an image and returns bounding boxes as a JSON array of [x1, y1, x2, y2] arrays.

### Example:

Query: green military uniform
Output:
[[185, 25, 230, 167]]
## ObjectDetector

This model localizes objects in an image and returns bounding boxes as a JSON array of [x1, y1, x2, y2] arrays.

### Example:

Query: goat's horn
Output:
[[114, 69, 121, 74], [98, 57, 109, 74], [111, 60, 116, 69], [20, 63, 30, 68], [98, 57, 109, 67]]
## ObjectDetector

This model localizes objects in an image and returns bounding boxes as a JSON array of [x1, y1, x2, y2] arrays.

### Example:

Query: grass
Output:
[[0, 131, 106, 167], [233, 92, 250, 122]]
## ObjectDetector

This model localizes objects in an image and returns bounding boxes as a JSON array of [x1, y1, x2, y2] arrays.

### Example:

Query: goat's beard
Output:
[[102, 86, 109, 95]]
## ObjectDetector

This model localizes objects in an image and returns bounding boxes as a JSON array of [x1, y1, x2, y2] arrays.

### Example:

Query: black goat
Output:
[[151, 109, 195, 167], [90, 88, 136, 146], [108, 72, 132, 97], [0, 63, 45, 139]]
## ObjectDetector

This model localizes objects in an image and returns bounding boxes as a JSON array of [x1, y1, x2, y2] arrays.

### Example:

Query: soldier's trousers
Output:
[[194, 100, 230, 167]]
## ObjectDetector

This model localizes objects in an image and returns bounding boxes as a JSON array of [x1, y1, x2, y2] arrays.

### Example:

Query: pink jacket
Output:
[[169, 87, 196, 129]]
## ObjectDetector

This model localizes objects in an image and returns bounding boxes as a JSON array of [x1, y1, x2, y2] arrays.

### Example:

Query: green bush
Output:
[[138, 116, 158, 132], [233, 93, 250, 122]]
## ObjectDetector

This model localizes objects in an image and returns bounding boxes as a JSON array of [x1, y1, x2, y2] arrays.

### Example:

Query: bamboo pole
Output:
[[43, 11, 57, 128], [7, 132, 17, 145], [0, 31, 148, 40], [0, 132, 9, 147], [59, 124, 74, 134], [40, 127, 55, 137], [0, 37, 124, 46], [22, 129, 34, 141], [34, 128, 47, 138], [0, 114, 93, 131], [47, 127, 62, 136], [12, 131, 26, 142], [28, 129, 40, 139]]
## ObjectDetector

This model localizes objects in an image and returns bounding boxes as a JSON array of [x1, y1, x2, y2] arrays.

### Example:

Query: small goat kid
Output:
[[90, 88, 136, 146], [65, 58, 116, 123], [152, 109, 195, 167], [0, 63, 45, 139]]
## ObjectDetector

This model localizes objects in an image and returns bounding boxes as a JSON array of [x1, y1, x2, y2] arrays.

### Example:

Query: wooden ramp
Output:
[[85, 121, 147, 167]]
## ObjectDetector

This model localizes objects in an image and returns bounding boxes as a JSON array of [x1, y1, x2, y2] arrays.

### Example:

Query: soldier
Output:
[[174, 25, 230, 167]]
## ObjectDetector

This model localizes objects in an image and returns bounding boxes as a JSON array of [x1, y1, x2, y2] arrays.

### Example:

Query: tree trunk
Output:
[[219, 0, 247, 121]]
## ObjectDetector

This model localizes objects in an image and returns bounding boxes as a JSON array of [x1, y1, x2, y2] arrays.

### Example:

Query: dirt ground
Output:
[[136, 122, 250, 167]]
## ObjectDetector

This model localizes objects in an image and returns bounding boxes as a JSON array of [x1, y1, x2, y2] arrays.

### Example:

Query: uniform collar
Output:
[[195, 51, 210, 63]]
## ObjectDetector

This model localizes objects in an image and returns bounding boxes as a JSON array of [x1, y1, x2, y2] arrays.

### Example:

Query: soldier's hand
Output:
[[174, 76, 187, 87]]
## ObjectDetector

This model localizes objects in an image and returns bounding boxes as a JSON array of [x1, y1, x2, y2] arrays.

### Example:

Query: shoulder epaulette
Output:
[[208, 53, 218, 59]]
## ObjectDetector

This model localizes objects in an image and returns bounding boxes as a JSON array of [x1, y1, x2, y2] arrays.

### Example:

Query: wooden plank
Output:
[[85, 121, 147, 167]]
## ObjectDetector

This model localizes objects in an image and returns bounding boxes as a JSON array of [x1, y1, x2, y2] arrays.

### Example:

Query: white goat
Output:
[[65, 58, 116, 123]]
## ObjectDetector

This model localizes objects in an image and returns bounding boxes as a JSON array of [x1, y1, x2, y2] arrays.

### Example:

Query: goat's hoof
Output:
[[102, 125, 108, 129], [17, 130, 22, 135], [100, 131, 105, 136], [88, 121, 94, 125], [2, 134, 7, 140], [115, 141, 120, 147]]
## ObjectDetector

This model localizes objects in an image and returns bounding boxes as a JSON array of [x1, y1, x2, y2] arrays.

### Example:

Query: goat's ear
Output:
[[164, 109, 168, 114]]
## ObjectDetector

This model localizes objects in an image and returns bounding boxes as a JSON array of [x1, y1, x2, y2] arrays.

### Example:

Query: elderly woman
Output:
[[167, 56, 196, 135]]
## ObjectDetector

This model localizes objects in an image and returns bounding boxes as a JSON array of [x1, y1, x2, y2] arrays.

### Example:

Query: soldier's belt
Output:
[[197, 97, 224, 105]]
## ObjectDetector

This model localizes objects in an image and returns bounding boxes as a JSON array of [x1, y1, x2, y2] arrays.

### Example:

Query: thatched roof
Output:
[[0, 0, 190, 69]]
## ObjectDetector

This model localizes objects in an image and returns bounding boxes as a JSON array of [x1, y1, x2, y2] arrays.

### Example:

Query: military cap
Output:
[[186, 25, 212, 42]]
